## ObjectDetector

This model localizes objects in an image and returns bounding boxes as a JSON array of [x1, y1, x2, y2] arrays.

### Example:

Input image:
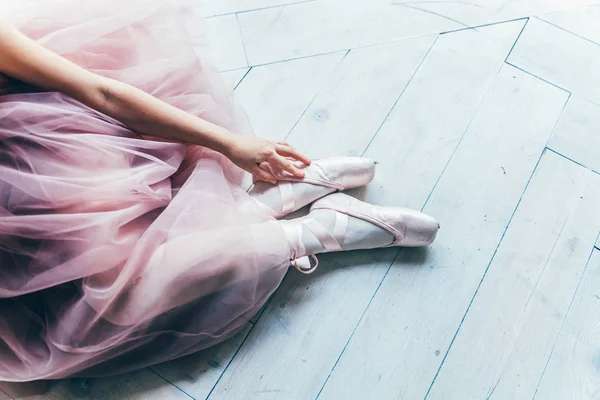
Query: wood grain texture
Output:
[[427, 151, 600, 399], [548, 95, 600, 173], [16, 370, 189, 400], [508, 17, 600, 104], [236, 0, 598, 65], [151, 325, 252, 400], [208, 249, 398, 400], [234, 52, 345, 142], [361, 20, 525, 209], [13, 2, 600, 399], [207, 22, 525, 400], [286, 36, 436, 158], [220, 68, 249, 94], [237, 1, 460, 65], [194, 0, 312, 17], [318, 64, 568, 400], [392, 0, 599, 29], [539, 4, 600, 44], [535, 249, 600, 400], [202, 14, 248, 72], [0, 381, 48, 399]]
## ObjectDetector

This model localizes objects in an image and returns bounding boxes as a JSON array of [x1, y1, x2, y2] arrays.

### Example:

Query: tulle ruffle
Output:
[[0, 0, 290, 381]]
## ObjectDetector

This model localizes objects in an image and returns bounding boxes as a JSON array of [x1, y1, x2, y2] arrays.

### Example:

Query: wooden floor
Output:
[[6, 1, 600, 399]]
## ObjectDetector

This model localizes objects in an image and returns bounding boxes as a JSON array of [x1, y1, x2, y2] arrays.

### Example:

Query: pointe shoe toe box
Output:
[[396, 209, 440, 247]]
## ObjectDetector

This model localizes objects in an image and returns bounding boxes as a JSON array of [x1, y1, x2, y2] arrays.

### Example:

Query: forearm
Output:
[[0, 20, 237, 154], [0, 20, 309, 182], [97, 78, 236, 153]]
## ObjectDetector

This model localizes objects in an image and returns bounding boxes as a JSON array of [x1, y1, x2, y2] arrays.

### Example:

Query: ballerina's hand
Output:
[[224, 136, 311, 184]]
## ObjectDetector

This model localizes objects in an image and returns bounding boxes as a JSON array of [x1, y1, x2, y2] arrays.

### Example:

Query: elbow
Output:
[[93, 79, 146, 133], [97, 78, 114, 106], [94, 78, 124, 116]]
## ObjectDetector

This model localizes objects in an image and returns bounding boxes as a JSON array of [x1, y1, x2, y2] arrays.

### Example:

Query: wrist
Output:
[[211, 129, 237, 156]]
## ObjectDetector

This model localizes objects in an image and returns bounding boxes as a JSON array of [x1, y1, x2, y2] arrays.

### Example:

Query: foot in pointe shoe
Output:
[[248, 157, 376, 219], [281, 193, 440, 274]]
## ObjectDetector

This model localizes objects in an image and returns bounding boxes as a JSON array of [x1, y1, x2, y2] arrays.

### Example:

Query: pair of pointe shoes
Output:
[[249, 157, 440, 274]]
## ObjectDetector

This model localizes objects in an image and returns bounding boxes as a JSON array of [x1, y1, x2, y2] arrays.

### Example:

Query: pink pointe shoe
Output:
[[286, 193, 440, 274], [249, 157, 376, 219]]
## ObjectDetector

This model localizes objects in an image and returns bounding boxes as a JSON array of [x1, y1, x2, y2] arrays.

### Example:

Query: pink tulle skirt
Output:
[[0, 0, 291, 381]]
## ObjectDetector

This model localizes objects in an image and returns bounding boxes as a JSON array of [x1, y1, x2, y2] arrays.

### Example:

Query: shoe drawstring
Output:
[[290, 254, 319, 274]]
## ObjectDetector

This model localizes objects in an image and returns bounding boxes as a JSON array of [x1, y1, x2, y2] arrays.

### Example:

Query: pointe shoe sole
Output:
[[310, 193, 440, 247]]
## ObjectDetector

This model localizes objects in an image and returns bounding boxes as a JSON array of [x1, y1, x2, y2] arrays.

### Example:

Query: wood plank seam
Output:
[[532, 242, 600, 399], [426, 147, 600, 399], [235, 49, 351, 70], [215, 39, 436, 396], [0, 389, 12, 400], [235, 13, 250, 67], [419, 40, 513, 213], [546, 147, 600, 176], [392, 3, 471, 30], [148, 369, 196, 399], [227, 15, 595, 78], [314, 32, 488, 399], [505, 61, 571, 94], [422, 147, 550, 399], [505, 17, 600, 101], [313, 21, 529, 399], [204, 0, 316, 19], [440, 16, 529, 36], [546, 95, 600, 175], [545, 93, 573, 145], [503, 17, 529, 62], [304, 36, 451, 390], [423, 88, 578, 397], [214, 8, 598, 400], [281, 49, 351, 141], [233, 67, 252, 90], [234, 32, 443, 71], [237, 32, 448, 71], [535, 15, 600, 48], [359, 35, 439, 157], [7, 3, 600, 400], [202, 317, 260, 399], [508, 15, 600, 109], [212, 30, 441, 399], [150, 320, 256, 400]]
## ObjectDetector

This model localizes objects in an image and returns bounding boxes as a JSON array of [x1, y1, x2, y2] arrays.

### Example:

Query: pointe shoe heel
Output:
[[249, 157, 376, 218]]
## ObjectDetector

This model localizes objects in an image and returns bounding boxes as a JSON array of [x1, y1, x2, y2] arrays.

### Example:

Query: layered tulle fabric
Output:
[[0, 0, 291, 381]]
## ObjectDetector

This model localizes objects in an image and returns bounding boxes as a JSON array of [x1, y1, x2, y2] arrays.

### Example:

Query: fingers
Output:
[[275, 155, 305, 179], [251, 141, 310, 182], [252, 165, 277, 185], [276, 142, 311, 166]]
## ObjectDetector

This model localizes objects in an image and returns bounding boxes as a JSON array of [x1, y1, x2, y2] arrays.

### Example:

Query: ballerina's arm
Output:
[[0, 20, 309, 183]]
